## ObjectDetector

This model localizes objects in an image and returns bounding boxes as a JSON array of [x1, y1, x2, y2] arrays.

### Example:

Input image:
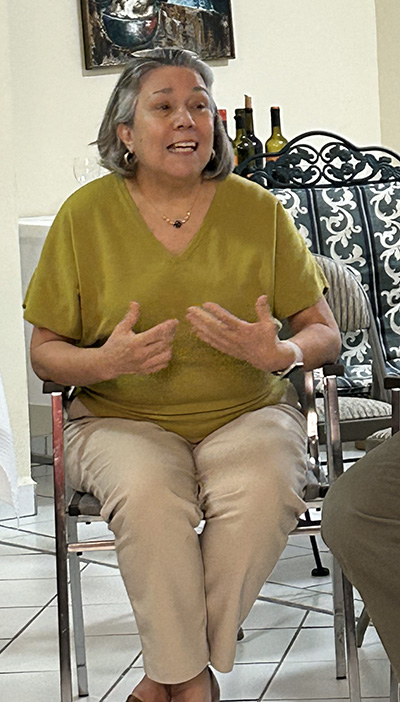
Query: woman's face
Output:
[[119, 65, 215, 184]]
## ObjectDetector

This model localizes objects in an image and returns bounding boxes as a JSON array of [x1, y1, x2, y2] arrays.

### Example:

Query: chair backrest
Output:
[[236, 130, 400, 397], [314, 254, 389, 402], [315, 254, 370, 333]]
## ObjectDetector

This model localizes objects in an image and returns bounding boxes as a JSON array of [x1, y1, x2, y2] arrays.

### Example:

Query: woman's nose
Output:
[[172, 106, 195, 129]]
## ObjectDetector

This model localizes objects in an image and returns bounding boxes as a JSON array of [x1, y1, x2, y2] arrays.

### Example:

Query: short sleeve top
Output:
[[24, 173, 327, 441]]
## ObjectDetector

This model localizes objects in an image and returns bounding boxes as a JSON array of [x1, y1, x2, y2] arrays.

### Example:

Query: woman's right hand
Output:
[[101, 301, 179, 378], [30, 302, 178, 387]]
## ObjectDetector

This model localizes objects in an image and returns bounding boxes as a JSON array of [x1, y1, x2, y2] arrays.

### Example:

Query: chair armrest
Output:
[[384, 376, 400, 390], [322, 363, 344, 377], [384, 376, 400, 435], [43, 381, 70, 394]]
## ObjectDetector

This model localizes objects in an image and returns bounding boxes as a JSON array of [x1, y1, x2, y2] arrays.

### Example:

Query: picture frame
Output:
[[80, 1, 235, 69]]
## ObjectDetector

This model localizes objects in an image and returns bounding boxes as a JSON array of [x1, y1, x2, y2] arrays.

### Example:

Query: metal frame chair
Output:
[[45, 353, 362, 701], [236, 133, 400, 444], [312, 254, 392, 443]]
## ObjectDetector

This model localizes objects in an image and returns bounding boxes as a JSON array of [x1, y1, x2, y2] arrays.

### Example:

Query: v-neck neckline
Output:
[[117, 174, 223, 261]]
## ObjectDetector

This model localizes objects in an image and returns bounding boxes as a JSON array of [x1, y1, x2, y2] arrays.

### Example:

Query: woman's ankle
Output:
[[169, 667, 211, 702], [130, 674, 170, 701]]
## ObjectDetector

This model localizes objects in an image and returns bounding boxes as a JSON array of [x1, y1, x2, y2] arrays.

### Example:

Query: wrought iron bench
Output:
[[236, 131, 400, 442]]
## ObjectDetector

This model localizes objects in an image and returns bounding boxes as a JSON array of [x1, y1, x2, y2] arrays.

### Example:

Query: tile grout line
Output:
[[99, 650, 144, 701], [256, 594, 333, 616], [257, 611, 309, 701], [0, 524, 56, 539], [0, 593, 58, 654], [0, 540, 55, 556], [0, 561, 93, 653]]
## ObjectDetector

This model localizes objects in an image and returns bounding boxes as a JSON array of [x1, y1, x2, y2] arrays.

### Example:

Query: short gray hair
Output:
[[97, 47, 233, 180]]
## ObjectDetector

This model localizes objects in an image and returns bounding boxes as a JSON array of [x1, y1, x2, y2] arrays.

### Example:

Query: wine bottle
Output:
[[244, 95, 263, 168], [233, 113, 255, 173], [218, 108, 229, 134], [218, 108, 234, 146], [265, 106, 288, 161]]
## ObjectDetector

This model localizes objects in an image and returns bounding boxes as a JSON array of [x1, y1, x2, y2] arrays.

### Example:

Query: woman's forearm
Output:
[[31, 338, 111, 387], [30, 311, 179, 387], [290, 323, 341, 372]]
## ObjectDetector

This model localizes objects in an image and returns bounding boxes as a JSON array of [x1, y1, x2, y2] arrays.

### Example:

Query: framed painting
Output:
[[80, 0, 235, 69]]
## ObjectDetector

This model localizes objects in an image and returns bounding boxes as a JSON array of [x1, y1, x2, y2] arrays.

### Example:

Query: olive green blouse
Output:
[[24, 173, 326, 442]]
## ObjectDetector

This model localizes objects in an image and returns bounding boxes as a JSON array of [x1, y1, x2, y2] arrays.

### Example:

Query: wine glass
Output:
[[73, 156, 102, 185]]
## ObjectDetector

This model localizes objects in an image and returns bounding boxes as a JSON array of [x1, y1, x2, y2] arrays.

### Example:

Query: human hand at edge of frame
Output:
[[186, 295, 295, 373], [101, 301, 179, 378]]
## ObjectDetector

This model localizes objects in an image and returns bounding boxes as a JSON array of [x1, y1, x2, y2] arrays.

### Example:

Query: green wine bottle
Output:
[[265, 106, 288, 161], [244, 95, 263, 168], [233, 112, 255, 174]]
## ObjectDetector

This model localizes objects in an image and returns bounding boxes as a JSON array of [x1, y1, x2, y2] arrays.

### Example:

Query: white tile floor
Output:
[[0, 446, 392, 702]]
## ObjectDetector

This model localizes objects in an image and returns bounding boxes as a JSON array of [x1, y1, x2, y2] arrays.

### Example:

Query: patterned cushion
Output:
[[271, 183, 400, 392]]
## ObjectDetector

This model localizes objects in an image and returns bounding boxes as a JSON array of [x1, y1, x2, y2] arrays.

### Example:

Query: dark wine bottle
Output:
[[244, 95, 263, 168], [233, 113, 255, 173], [265, 106, 288, 161]]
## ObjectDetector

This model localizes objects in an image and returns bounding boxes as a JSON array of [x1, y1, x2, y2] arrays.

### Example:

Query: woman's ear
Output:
[[117, 123, 134, 151]]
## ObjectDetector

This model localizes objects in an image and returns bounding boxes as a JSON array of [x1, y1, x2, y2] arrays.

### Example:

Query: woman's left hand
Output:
[[186, 295, 294, 372]]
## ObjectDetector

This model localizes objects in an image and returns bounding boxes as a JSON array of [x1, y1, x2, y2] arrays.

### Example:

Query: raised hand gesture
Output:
[[186, 295, 293, 373], [102, 301, 179, 378]]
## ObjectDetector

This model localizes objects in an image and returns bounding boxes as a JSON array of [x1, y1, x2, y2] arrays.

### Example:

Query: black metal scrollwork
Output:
[[235, 130, 400, 189]]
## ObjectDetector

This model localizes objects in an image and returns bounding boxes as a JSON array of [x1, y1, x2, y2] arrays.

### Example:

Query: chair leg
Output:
[[332, 558, 346, 679], [390, 666, 399, 702], [52, 393, 73, 702], [309, 535, 330, 576], [342, 573, 361, 702], [56, 525, 73, 702], [68, 517, 89, 697], [356, 605, 370, 647]]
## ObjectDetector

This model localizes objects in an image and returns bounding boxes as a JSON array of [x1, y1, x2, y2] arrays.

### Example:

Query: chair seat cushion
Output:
[[69, 491, 102, 517], [316, 396, 391, 422]]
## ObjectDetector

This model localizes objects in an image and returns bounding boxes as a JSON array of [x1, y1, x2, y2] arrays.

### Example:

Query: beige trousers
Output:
[[65, 396, 308, 684]]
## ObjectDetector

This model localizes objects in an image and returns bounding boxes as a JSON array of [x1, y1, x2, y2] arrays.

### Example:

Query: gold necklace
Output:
[[162, 211, 192, 228], [137, 181, 202, 229]]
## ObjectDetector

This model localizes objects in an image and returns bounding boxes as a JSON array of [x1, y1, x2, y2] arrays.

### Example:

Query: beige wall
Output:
[[10, 0, 381, 217], [375, 0, 400, 152], [1, 0, 389, 498]]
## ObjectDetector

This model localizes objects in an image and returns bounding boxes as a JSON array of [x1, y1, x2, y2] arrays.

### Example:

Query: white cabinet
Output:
[[19, 217, 54, 410]]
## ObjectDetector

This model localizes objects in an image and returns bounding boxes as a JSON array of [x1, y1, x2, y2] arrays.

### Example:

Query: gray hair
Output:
[[97, 47, 233, 180]]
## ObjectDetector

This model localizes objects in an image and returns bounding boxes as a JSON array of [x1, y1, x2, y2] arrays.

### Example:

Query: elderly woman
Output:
[[24, 48, 340, 702]]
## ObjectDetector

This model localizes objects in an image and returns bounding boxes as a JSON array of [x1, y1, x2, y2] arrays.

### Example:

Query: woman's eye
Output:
[[191, 102, 208, 111], [155, 103, 170, 111]]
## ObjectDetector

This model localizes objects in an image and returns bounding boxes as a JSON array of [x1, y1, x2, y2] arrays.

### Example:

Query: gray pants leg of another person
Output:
[[322, 432, 400, 679]]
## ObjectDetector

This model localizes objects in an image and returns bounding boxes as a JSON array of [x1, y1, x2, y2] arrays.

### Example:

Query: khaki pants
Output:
[[322, 431, 400, 679], [65, 397, 308, 684]]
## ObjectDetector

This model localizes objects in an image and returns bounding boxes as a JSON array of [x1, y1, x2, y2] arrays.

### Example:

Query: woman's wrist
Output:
[[271, 340, 304, 377]]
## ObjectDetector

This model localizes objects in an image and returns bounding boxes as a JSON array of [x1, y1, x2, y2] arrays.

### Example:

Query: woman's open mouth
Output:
[[167, 141, 198, 153]]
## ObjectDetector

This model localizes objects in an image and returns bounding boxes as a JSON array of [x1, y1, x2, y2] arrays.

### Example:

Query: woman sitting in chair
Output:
[[24, 48, 340, 702]]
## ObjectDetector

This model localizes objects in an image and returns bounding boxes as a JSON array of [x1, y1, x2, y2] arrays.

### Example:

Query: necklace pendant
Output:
[[173, 220, 183, 228]]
